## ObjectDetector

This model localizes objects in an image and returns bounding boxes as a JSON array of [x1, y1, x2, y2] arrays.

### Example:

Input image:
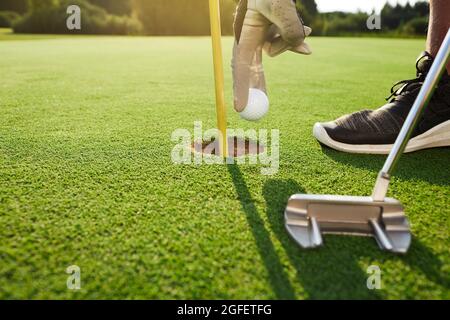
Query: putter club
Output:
[[285, 29, 450, 254]]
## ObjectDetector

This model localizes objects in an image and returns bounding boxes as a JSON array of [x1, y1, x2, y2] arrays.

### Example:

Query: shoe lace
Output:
[[385, 57, 428, 102]]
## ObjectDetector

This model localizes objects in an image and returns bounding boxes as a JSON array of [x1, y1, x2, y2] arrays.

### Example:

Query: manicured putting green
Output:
[[0, 34, 448, 299]]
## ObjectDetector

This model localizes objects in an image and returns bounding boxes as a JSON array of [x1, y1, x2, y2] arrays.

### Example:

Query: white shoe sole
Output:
[[313, 120, 450, 154]]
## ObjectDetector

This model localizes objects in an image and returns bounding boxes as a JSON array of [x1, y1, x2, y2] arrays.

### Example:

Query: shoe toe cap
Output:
[[314, 121, 357, 145], [313, 122, 334, 145]]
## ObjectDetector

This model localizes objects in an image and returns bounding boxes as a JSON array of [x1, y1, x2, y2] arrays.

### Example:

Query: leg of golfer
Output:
[[427, 0, 450, 73], [314, 0, 450, 154]]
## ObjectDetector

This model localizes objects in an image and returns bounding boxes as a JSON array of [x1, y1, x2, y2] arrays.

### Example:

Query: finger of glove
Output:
[[264, 25, 312, 57], [263, 36, 290, 57], [266, 0, 305, 47], [232, 24, 266, 112], [249, 48, 267, 92], [290, 41, 312, 55], [233, 0, 248, 43], [265, 24, 279, 42], [232, 42, 258, 112]]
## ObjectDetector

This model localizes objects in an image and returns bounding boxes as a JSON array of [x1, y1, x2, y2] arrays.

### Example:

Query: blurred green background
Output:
[[0, 0, 430, 37]]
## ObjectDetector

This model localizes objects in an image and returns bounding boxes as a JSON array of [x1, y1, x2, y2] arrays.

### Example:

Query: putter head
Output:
[[285, 194, 411, 254]]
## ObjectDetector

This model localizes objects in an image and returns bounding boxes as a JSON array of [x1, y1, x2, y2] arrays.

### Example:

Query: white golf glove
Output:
[[232, 0, 312, 112]]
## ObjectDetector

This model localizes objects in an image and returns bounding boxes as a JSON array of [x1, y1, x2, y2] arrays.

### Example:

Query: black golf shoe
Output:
[[314, 51, 450, 154]]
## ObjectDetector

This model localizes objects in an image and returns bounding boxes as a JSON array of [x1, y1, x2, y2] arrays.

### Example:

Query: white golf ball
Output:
[[239, 88, 269, 121]]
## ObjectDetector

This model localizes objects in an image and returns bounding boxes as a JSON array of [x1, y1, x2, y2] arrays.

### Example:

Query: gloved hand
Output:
[[232, 0, 312, 112]]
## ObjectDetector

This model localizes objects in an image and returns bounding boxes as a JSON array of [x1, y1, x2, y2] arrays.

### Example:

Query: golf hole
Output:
[[191, 136, 264, 157]]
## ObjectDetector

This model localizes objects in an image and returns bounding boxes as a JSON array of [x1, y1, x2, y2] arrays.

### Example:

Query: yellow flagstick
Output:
[[208, 0, 228, 157]]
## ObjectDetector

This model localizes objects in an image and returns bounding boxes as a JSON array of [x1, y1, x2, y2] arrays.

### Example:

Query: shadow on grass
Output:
[[227, 164, 296, 299], [228, 164, 447, 299], [262, 179, 449, 299], [262, 178, 381, 299], [321, 146, 450, 186]]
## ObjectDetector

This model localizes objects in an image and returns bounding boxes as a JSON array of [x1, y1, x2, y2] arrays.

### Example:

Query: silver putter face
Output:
[[285, 194, 411, 253]]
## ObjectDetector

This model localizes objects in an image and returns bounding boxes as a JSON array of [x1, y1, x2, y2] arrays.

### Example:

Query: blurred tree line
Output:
[[0, 0, 236, 35], [0, 0, 139, 33], [303, 0, 430, 36], [132, 0, 235, 35], [0, 0, 430, 36], [380, 1, 429, 36]]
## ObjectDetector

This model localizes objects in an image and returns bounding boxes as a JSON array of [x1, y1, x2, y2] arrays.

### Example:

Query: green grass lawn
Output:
[[0, 33, 449, 299]]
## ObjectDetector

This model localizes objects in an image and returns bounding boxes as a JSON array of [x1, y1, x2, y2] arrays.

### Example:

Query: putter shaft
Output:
[[372, 29, 450, 201]]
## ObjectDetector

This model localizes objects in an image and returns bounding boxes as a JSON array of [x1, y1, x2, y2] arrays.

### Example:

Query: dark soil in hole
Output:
[[191, 136, 264, 157]]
